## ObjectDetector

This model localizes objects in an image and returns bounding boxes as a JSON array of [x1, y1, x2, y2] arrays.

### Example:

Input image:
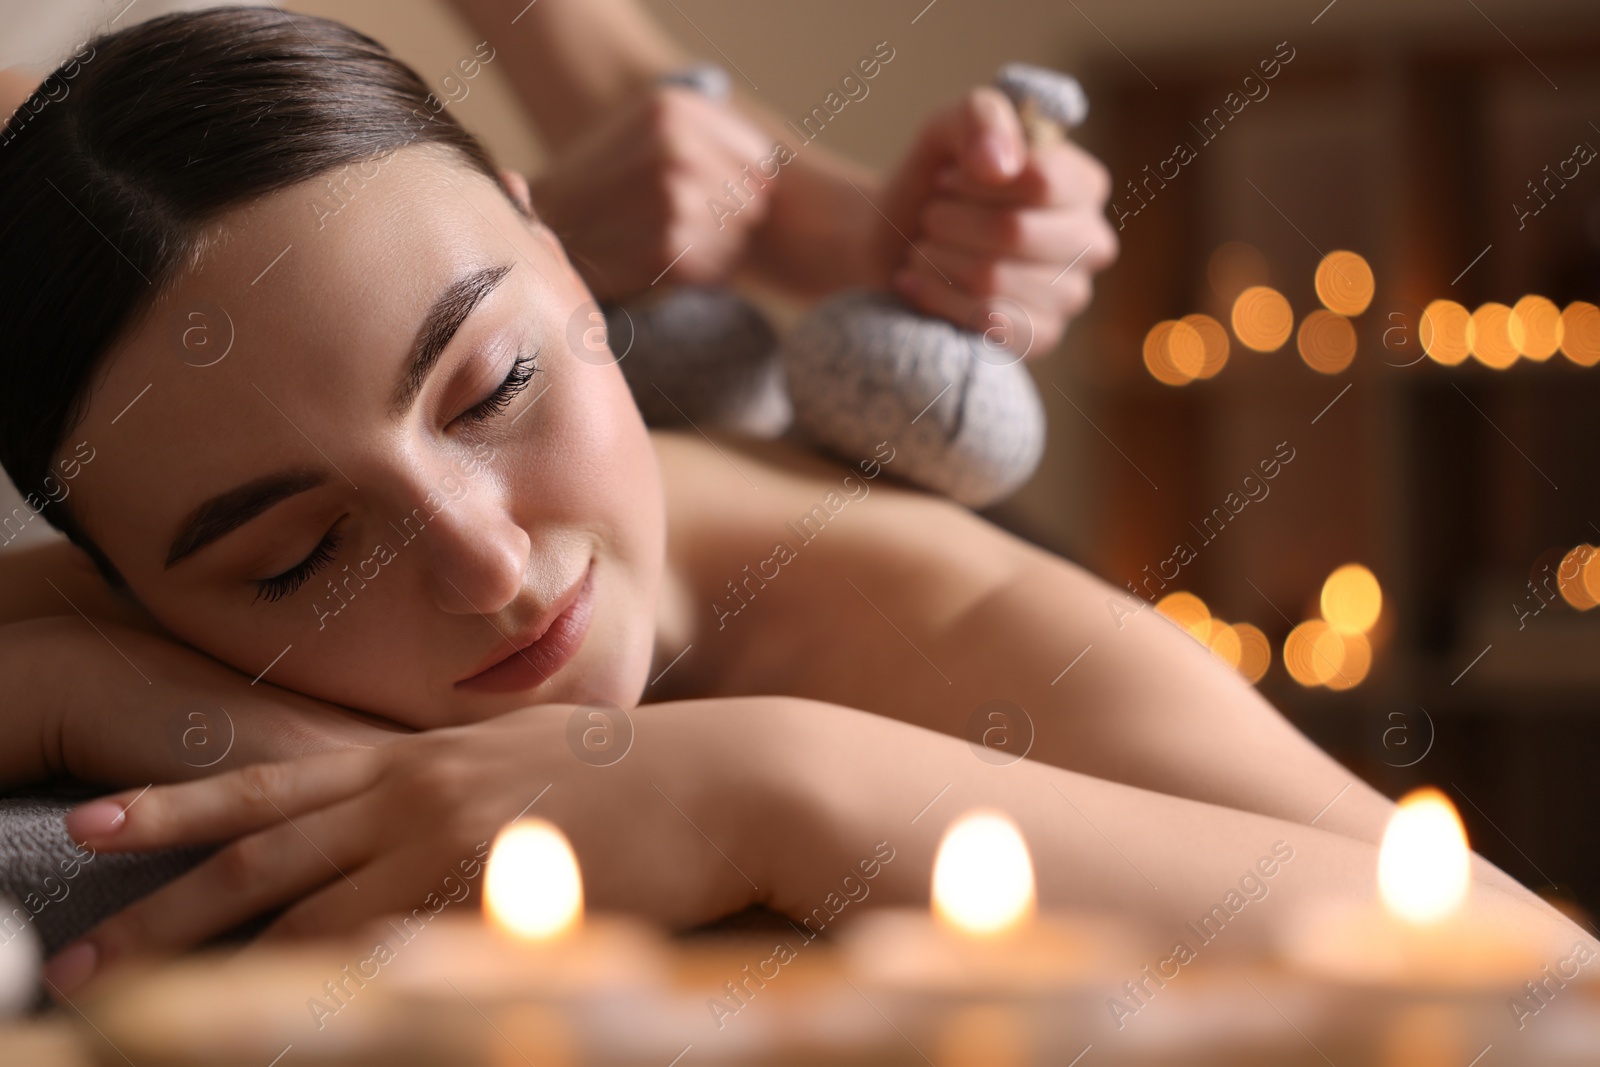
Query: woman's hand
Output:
[[0, 614, 409, 789], [42, 691, 1588, 1006], [874, 87, 1119, 356], [529, 85, 774, 301], [42, 697, 814, 996]]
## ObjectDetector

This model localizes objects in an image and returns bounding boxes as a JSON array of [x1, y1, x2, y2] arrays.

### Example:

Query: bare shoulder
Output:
[[648, 430, 1042, 697], [650, 428, 1032, 568]]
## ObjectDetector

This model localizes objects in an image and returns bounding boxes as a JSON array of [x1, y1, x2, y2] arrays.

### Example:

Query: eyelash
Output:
[[255, 518, 344, 603], [456, 345, 541, 425]]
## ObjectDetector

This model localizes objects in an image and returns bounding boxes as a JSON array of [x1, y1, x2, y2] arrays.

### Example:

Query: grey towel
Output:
[[0, 783, 211, 958]]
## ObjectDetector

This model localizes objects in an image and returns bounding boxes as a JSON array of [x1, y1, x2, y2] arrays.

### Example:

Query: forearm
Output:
[[976, 555, 1398, 842], [0, 615, 406, 788], [1, 67, 39, 117], [446, 0, 688, 149], [734, 143, 886, 297], [937, 553, 1556, 906], [446, 0, 886, 296], [697, 461, 1542, 910], [766, 699, 1584, 954], [0, 540, 157, 632]]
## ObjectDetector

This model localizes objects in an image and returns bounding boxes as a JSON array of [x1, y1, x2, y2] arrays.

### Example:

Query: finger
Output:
[[933, 140, 1113, 208], [660, 86, 771, 170], [256, 842, 481, 943], [65, 747, 384, 852], [903, 241, 1069, 310], [43, 800, 375, 996], [894, 250, 1087, 359], [956, 86, 1027, 185], [878, 88, 1027, 246], [921, 198, 1119, 268]]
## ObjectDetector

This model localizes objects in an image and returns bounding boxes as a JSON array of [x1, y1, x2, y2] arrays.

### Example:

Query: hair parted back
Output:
[[0, 5, 507, 577]]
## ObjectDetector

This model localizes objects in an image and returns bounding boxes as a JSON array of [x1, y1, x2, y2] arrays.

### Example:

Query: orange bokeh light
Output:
[[1323, 632, 1373, 691], [1168, 319, 1207, 379], [1207, 621, 1243, 668], [1561, 302, 1600, 367], [1182, 313, 1230, 379], [1234, 623, 1272, 684], [1285, 620, 1338, 687], [1321, 564, 1383, 634], [1558, 545, 1598, 611], [1156, 591, 1211, 641], [1314, 250, 1375, 317], [1232, 286, 1295, 352], [1510, 295, 1563, 362], [1297, 309, 1358, 374], [1420, 300, 1471, 366], [1143, 320, 1192, 386], [1469, 303, 1519, 369]]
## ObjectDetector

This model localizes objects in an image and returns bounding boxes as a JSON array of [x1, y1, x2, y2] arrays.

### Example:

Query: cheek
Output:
[[522, 357, 663, 696], [533, 357, 662, 569], [124, 357, 663, 725], [135, 565, 447, 723]]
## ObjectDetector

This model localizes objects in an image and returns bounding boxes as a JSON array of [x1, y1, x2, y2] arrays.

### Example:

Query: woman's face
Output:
[[63, 146, 664, 727]]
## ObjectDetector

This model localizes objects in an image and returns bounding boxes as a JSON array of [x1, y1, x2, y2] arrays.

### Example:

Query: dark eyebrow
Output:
[[165, 469, 328, 569], [390, 262, 514, 416]]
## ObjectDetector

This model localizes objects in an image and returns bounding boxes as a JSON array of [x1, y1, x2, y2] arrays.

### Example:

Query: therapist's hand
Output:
[[529, 85, 774, 301], [875, 87, 1119, 357]]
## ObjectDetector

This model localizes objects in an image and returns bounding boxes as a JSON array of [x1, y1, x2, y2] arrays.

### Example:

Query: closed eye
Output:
[[254, 516, 345, 603], [456, 344, 540, 425]]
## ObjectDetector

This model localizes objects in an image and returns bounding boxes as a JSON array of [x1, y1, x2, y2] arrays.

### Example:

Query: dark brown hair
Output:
[[0, 5, 508, 579]]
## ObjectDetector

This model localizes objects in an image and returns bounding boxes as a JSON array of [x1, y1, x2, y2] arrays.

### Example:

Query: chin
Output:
[[574, 609, 656, 712]]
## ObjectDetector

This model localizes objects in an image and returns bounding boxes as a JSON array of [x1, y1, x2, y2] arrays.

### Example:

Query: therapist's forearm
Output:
[[732, 135, 887, 297], [444, 0, 886, 297], [446, 0, 688, 148], [0, 67, 40, 117]]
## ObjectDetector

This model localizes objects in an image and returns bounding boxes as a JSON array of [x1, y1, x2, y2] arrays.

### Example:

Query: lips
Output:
[[455, 561, 596, 694]]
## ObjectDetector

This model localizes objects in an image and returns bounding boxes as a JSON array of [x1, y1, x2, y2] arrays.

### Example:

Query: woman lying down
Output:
[[0, 7, 1580, 998]]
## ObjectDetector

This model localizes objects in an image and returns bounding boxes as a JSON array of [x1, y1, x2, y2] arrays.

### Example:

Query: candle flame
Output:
[[1378, 788, 1470, 925], [932, 810, 1036, 936], [485, 818, 584, 941]]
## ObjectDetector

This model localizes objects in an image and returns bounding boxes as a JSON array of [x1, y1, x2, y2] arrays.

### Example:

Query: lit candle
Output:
[[387, 818, 668, 1003], [845, 809, 1144, 994], [485, 818, 586, 939], [1280, 788, 1543, 988]]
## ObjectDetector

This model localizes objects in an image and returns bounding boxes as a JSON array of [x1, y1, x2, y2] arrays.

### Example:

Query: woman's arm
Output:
[[656, 434, 1536, 903], [773, 697, 1582, 953], [662, 434, 1389, 835], [0, 539, 156, 632], [0, 614, 408, 789], [46, 696, 1586, 996]]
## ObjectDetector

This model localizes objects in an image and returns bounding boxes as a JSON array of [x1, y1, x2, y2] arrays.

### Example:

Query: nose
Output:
[[413, 470, 531, 616]]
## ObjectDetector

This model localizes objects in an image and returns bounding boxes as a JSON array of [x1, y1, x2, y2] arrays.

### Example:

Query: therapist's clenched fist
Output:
[[529, 85, 773, 301], [876, 86, 1119, 357]]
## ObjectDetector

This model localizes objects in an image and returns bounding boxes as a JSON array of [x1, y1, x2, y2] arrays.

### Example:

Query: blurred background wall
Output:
[[4, 0, 1599, 915]]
